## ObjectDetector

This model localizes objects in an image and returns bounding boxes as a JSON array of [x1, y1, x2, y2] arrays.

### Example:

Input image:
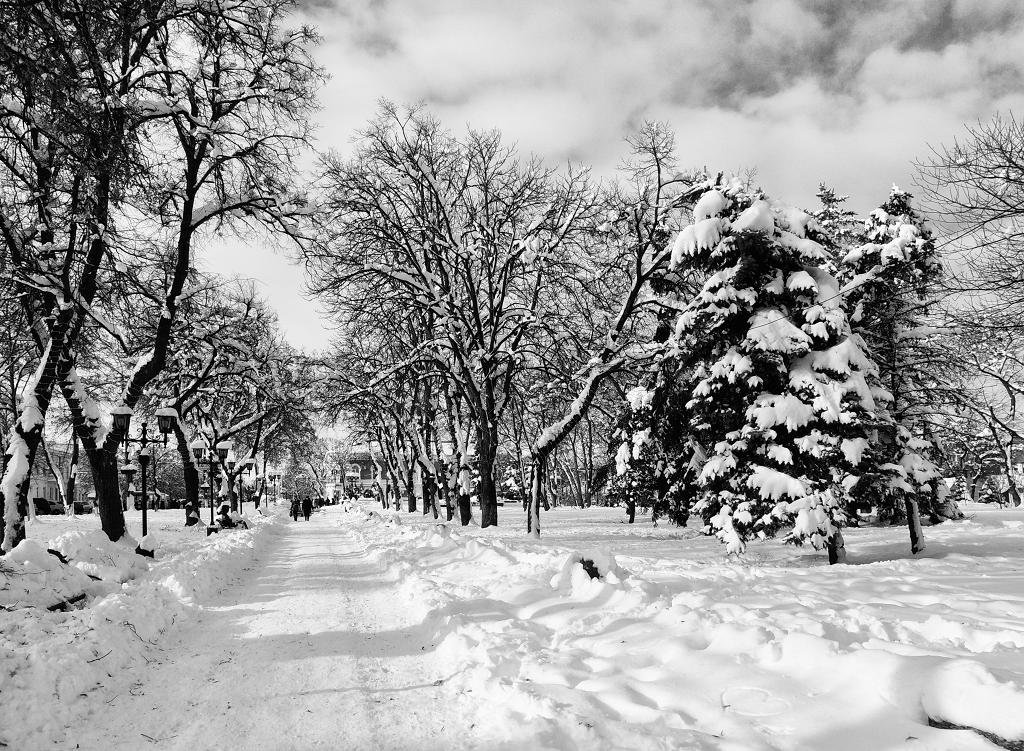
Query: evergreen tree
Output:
[[616, 177, 879, 559], [814, 185, 862, 258], [838, 187, 945, 527]]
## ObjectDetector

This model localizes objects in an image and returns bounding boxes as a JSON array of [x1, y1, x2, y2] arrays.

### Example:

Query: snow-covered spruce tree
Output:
[[615, 178, 879, 561], [977, 474, 1002, 505], [838, 187, 945, 545], [814, 185, 862, 257]]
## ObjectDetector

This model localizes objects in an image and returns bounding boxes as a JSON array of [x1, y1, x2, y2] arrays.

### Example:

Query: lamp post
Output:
[[226, 455, 237, 511], [190, 439, 232, 525], [225, 455, 254, 513], [138, 447, 151, 536], [191, 439, 215, 525], [238, 458, 254, 511], [268, 473, 280, 505], [111, 408, 173, 538]]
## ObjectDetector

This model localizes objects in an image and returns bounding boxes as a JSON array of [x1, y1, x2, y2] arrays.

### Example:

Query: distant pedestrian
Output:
[[302, 496, 313, 521], [290, 498, 300, 521]]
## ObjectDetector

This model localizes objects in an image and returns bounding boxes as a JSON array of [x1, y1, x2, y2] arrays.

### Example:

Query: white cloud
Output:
[[211, 0, 1024, 347], [297, 0, 1024, 205]]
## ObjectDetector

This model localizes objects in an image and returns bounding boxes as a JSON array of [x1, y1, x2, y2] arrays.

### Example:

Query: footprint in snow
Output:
[[720, 687, 790, 717]]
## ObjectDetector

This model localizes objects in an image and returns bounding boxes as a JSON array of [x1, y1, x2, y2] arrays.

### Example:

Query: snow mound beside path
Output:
[[0, 539, 111, 610], [340, 503, 1024, 750], [0, 510, 284, 749], [49, 529, 150, 583]]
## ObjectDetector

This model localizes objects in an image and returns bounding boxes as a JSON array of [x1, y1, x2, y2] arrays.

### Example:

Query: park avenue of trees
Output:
[[5, 0, 1024, 567]]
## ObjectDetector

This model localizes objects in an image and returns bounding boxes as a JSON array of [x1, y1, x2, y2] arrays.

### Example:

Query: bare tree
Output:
[[918, 113, 1024, 325], [309, 104, 598, 528], [0, 0, 322, 548], [520, 124, 704, 536]]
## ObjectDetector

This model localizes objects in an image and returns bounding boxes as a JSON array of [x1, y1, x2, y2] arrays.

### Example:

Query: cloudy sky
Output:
[[207, 0, 1024, 350]]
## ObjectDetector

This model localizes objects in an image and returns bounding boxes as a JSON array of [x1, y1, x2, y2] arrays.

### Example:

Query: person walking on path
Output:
[[302, 496, 313, 521], [290, 497, 300, 522]]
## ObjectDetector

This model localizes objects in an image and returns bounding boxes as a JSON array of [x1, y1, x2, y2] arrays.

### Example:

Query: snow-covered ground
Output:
[[4, 502, 1024, 750], [343, 501, 1024, 750], [1, 507, 281, 749]]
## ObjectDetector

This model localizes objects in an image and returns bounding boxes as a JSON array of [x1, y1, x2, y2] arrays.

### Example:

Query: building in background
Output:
[[27, 475, 91, 514], [341, 446, 380, 496]]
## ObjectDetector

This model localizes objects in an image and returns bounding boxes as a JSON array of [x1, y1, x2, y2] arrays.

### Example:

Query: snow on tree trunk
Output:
[[41, 439, 68, 511], [1, 349, 53, 552], [66, 438, 79, 515], [527, 455, 543, 538], [827, 528, 847, 565], [906, 498, 926, 554], [1, 432, 35, 552]]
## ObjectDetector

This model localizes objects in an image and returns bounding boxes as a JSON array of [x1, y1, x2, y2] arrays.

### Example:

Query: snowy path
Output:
[[74, 510, 480, 751]]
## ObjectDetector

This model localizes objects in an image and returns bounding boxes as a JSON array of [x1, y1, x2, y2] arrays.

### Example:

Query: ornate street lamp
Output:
[[267, 472, 281, 505], [155, 407, 177, 435], [118, 415, 173, 539], [238, 458, 256, 510], [216, 440, 232, 462], [191, 440, 219, 525], [111, 405, 133, 434]]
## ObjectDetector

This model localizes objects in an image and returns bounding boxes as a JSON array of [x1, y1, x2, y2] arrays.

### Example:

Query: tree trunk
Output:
[[436, 462, 454, 521], [405, 461, 416, 512], [905, 498, 925, 554], [827, 529, 847, 565], [1, 359, 61, 550], [457, 457, 472, 525], [377, 438, 402, 510], [66, 437, 78, 514], [2, 415, 52, 551], [421, 469, 430, 516], [1005, 472, 1022, 507], [255, 455, 268, 510], [173, 421, 200, 516], [41, 437, 68, 510], [477, 419, 499, 528], [526, 454, 543, 538], [92, 448, 126, 542]]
